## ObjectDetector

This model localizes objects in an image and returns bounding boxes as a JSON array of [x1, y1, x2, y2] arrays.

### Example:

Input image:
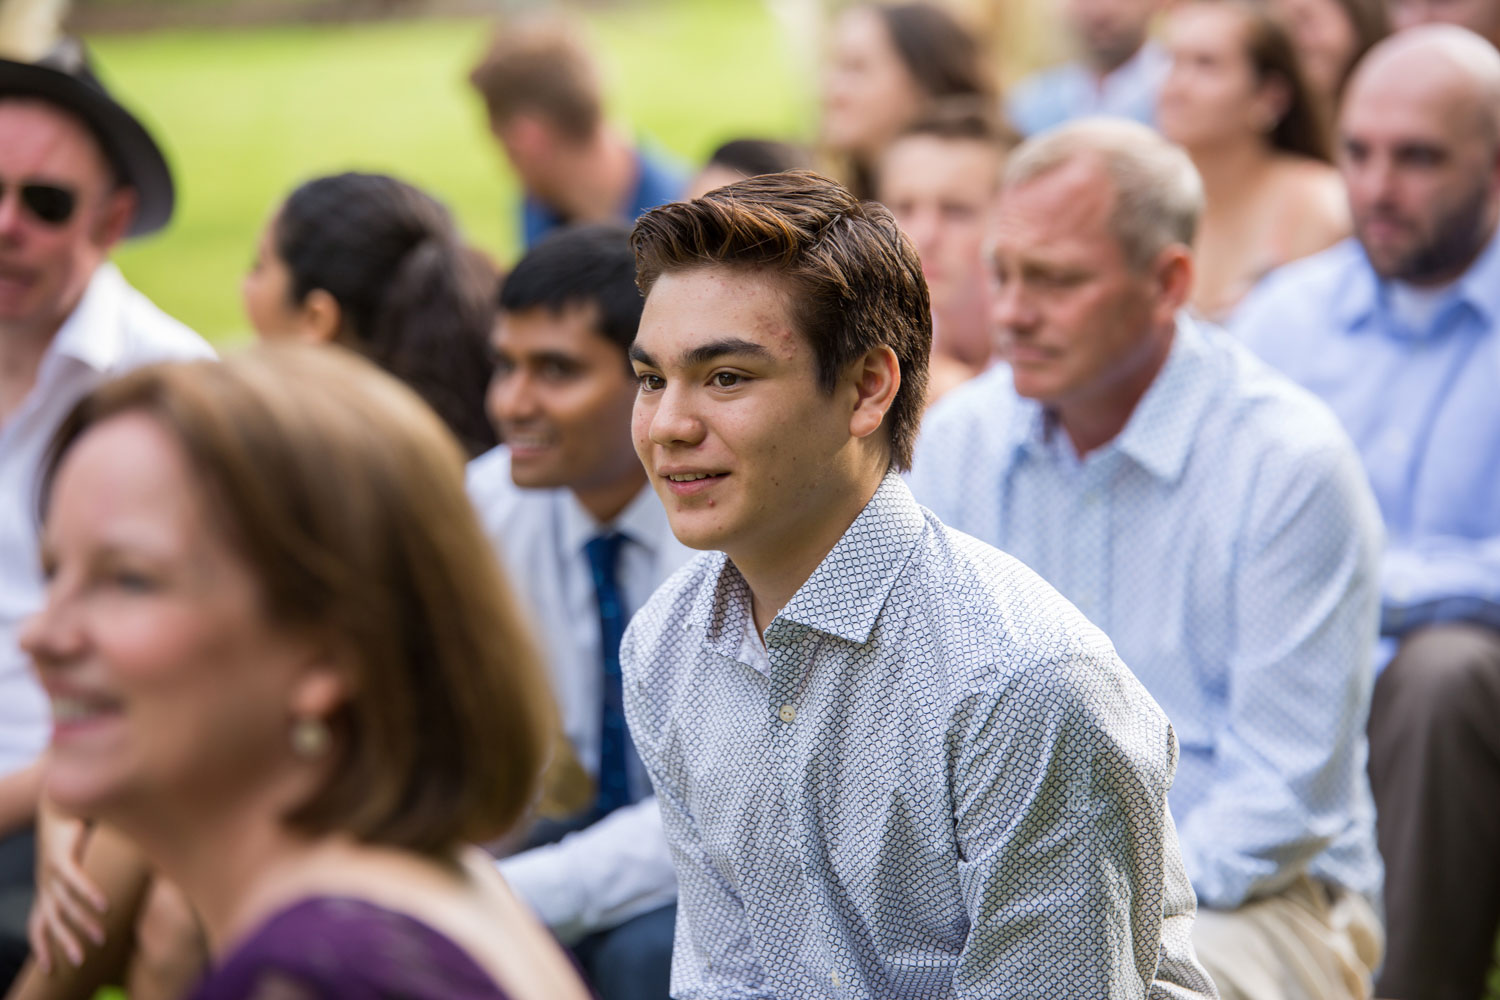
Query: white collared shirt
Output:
[[0, 264, 214, 778], [466, 446, 697, 941]]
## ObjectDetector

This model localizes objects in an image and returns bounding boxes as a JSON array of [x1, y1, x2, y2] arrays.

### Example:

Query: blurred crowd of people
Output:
[[0, 0, 1497, 998]]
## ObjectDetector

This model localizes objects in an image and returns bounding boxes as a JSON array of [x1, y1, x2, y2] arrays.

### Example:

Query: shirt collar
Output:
[[1335, 225, 1500, 335], [1009, 316, 1214, 484], [559, 479, 668, 555], [693, 473, 928, 654], [45, 263, 128, 376], [1111, 317, 1216, 482]]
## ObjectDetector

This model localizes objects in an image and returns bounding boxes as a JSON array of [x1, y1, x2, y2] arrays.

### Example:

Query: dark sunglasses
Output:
[[0, 181, 78, 226]]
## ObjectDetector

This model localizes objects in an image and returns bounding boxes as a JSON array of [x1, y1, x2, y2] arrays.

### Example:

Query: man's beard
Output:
[[1369, 180, 1493, 284]]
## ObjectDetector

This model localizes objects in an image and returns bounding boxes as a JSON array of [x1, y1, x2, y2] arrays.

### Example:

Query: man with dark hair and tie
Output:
[[467, 223, 691, 1000]]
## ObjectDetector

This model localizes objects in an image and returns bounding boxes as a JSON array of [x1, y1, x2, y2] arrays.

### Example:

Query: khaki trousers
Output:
[[1192, 875, 1383, 1000]]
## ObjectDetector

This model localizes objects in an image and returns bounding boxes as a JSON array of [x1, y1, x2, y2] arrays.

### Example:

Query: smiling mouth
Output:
[[665, 472, 725, 482], [49, 694, 124, 728]]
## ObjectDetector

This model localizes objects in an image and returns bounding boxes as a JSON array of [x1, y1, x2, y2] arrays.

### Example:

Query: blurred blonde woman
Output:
[[1159, 0, 1349, 321]]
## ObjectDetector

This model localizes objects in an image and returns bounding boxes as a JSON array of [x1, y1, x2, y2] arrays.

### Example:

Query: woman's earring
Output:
[[290, 716, 331, 760]]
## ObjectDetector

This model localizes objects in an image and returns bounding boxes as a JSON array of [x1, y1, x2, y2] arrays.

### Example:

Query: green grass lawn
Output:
[[87, 0, 816, 344]]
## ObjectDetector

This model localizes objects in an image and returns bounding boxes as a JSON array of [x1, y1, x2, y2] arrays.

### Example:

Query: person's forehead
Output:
[[1342, 65, 1482, 143], [639, 267, 801, 358], [0, 97, 109, 173], [882, 136, 1003, 191], [495, 301, 614, 352], [998, 160, 1115, 236]]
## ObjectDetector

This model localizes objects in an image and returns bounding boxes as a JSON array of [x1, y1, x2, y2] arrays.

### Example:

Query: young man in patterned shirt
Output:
[[619, 170, 1217, 999]]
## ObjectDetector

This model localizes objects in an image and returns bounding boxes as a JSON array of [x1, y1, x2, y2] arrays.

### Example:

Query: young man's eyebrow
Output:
[[681, 338, 775, 367], [628, 338, 775, 369]]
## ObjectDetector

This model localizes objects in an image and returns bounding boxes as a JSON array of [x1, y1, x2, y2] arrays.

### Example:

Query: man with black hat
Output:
[[0, 37, 211, 984]]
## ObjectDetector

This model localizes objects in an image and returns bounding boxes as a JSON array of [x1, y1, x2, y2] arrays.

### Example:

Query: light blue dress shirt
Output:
[[622, 475, 1215, 999], [910, 319, 1384, 910], [1234, 234, 1500, 640], [1006, 40, 1169, 137], [466, 447, 696, 941]]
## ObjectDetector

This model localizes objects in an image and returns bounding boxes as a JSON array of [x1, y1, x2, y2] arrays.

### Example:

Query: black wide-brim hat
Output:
[[0, 39, 173, 237]]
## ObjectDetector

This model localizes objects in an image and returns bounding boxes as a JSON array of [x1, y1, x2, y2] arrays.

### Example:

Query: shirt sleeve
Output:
[[1176, 438, 1382, 908], [496, 797, 678, 944], [620, 617, 767, 999], [948, 650, 1216, 999], [1381, 533, 1500, 635]]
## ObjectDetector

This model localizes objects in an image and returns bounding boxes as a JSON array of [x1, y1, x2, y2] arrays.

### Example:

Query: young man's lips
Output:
[[660, 471, 729, 497]]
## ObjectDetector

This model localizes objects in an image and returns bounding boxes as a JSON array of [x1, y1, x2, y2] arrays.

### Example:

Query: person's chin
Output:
[[660, 504, 735, 552], [507, 451, 570, 490]]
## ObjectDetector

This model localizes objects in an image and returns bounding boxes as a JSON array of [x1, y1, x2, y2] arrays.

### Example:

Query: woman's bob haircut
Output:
[[40, 344, 557, 854]]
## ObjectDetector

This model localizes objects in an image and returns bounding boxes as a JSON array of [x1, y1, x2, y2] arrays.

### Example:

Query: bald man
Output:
[[1236, 27, 1500, 1000]]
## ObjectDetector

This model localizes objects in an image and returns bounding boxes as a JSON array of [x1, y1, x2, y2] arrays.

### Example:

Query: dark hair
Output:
[[705, 138, 812, 179], [631, 170, 931, 470], [468, 18, 601, 141], [274, 172, 498, 458], [499, 223, 643, 352], [873, 2, 996, 105], [1218, 0, 1334, 162], [1322, 0, 1391, 99], [845, 2, 996, 198], [896, 95, 1019, 150], [42, 346, 557, 854]]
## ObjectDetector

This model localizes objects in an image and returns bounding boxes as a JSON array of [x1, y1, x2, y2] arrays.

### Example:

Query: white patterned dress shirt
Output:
[[467, 447, 696, 941], [910, 318, 1384, 910], [622, 474, 1216, 999], [1, 264, 212, 780]]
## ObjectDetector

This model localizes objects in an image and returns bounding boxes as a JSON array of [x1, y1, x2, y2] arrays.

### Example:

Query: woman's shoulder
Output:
[[188, 896, 515, 1000], [1267, 155, 1351, 250], [1269, 155, 1347, 212]]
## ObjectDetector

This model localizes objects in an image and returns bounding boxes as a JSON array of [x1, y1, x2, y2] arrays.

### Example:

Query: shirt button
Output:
[[777, 704, 796, 723]]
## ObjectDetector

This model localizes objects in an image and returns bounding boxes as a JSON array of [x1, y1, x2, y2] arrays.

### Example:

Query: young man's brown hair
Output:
[[629, 170, 931, 470], [468, 18, 601, 142]]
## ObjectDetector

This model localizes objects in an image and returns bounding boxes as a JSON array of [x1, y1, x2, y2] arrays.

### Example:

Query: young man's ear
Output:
[[848, 345, 901, 443]]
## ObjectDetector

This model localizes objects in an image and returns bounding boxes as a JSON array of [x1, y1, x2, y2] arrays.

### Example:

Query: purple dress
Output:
[[187, 896, 515, 999]]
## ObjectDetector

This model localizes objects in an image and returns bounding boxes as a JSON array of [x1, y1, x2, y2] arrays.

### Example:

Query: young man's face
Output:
[[630, 268, 859, 560], [487, 304, 641, 496]]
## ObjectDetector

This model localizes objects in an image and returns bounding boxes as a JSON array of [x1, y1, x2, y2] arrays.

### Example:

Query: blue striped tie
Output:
[[584, 532, 631, 819]]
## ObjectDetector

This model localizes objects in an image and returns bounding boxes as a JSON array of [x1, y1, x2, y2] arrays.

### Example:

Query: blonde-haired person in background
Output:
[[913, 118, 1385, 1000]]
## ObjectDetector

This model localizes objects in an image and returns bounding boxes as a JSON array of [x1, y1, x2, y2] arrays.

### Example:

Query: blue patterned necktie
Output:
[[584, 532, 631, 820]]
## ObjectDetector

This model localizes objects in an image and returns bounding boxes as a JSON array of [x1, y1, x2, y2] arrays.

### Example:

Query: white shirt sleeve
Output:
[[496, 796, 677, 944]]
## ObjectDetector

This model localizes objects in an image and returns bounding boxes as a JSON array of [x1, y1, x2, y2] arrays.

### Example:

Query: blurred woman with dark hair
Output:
[[1269, 0, 1390, 119], [242, 172, 499, 458], [21, 347, 588, 999], [1158, 0, 1350, 321], [821, 1, 996, 200]]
